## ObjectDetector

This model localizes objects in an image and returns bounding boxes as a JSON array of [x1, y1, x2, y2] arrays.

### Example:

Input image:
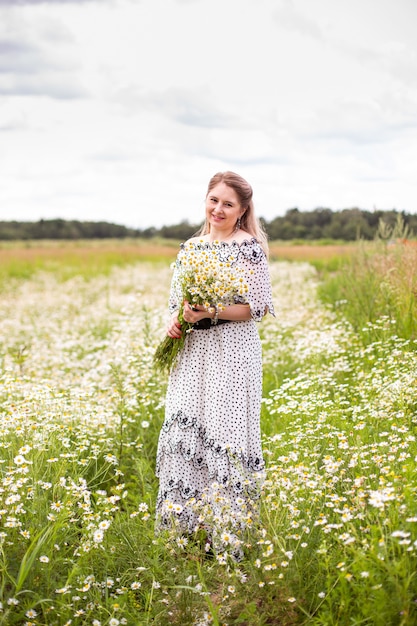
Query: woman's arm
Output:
[[182, 301, 252, 324], [216, 303, 252, 321]]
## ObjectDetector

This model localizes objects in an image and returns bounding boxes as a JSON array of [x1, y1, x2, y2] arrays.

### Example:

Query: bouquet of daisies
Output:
[[154, 241, 249, 373]]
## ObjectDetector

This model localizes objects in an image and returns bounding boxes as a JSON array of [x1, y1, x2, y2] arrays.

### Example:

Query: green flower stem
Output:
[[153, 304, 193, 373]]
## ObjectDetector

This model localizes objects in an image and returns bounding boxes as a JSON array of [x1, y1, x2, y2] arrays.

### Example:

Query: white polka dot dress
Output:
[[155, 238, 275, 532]]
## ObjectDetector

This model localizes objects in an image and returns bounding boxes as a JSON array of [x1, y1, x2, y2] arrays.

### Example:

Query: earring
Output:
[[235, 217, 242, 231]]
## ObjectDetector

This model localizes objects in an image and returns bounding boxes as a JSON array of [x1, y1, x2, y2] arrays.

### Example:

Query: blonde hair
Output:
[[197, 171, 269, 256]]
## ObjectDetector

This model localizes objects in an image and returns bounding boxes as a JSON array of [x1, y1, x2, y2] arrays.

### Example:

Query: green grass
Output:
[[0, 242, 416, 624], [317, 240, 417, 342], [0, 238, 179, 288]]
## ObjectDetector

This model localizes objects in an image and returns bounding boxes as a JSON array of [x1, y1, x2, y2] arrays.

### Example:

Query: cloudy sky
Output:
[[0, 0, 416, 229]]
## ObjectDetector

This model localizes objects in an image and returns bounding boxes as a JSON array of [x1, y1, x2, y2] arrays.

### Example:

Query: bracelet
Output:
[[211, 304, 219, 325]]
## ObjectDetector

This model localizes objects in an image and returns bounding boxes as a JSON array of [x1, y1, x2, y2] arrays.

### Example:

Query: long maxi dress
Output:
[[155, 238, 275, 533]]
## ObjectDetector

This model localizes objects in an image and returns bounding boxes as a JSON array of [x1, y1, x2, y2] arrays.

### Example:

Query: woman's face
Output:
[[205, 182, 244, 234]]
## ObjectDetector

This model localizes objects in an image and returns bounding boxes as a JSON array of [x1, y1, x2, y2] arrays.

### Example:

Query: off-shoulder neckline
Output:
[[182, 237, 259, 248]]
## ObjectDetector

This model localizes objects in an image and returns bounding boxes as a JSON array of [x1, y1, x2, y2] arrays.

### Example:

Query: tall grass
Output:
[[0, 243, 416, 624], [318, 239, 417, 342]]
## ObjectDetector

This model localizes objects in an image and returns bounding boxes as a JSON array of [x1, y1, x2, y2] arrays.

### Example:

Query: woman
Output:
[[155, 171, 275, 540]]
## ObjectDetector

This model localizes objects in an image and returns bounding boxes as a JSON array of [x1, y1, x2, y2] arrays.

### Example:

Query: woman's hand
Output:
[[167, 312, 182, 339], [167, 302, 211, 338], [182, 300, 211, 324]]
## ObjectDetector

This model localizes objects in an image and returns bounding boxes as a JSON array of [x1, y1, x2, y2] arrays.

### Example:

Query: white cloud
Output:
[[0, 0, 107, 4], [114, 85, 235, 128], [273, 0, 327, 42]]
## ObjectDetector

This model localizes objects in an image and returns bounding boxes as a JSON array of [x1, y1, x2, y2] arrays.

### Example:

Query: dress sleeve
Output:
[[168, 246, 184, 314], [168, 267, 180, 314], [239, 242, 275, 321]]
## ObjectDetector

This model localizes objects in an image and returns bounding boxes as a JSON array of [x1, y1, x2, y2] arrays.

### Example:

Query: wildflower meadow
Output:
[[0, 240, 416, 625]]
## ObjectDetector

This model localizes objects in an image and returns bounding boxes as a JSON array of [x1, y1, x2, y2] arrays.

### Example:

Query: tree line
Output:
[[0, 208, 415, 241]]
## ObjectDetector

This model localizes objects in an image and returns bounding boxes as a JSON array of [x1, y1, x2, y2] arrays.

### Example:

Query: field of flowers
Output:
[[1, 243, 416, 625]]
